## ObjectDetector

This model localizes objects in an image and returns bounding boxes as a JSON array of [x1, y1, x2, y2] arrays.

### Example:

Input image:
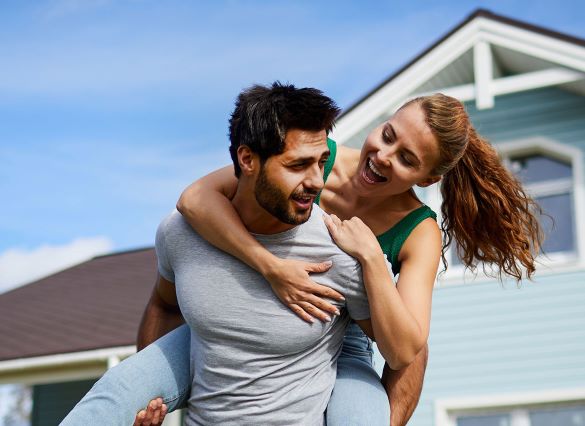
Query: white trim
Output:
[[474, 39, 494, 109], [410, 68, 585, 105], [107, 355, 121, 369], [523, 178, 572, 197], [332, 15, 585, 145], [435, 387, 585, 426], [485, 32, 585, 73], [0, 346, 135, 374], [496, 137, 582, 164], [330, 21, 482, 144], [492, 68, 585, 96], [480, 19, 585, 73], [436, 84, 476, 102]]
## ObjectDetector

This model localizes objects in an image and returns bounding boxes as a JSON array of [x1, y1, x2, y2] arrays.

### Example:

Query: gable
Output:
[[332, 9, 585, 146]]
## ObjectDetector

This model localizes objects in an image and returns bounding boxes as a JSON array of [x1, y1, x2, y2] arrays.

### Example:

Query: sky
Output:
[[1, 0, 585, 294]]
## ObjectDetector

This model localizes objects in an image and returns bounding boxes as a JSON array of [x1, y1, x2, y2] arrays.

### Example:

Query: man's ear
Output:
[[417, 175, 441, 188], [237, 145, 258, 176]]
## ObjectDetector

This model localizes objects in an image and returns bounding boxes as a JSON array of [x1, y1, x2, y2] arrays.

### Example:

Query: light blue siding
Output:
[[410, 272, 585, 425], [408, 87, 585, 426], [466, 87, 585, 151]]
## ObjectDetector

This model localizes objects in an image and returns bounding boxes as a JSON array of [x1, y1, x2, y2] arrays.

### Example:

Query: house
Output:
[[0, 248, 182, 425], [1, 9, 584, 426], [329, 9, 585, 426]]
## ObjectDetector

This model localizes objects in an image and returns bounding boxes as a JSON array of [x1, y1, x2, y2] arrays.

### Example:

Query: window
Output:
[[530, 405, 585, 426], [446, 138, 582, 270], [457, 413, 510, 426], [452, 403, 585, 426], [506, 153, 575, 255]]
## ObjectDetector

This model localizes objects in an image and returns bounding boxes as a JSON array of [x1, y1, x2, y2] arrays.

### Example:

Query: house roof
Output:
[[331, 8, 585, 147], [340, 8, 585, 119], [0, 248, 156, 362]]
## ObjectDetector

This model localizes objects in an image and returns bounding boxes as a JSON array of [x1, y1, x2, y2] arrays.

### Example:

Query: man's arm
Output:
[[137, 274, 185, 350], [382, 344, 428, 426]]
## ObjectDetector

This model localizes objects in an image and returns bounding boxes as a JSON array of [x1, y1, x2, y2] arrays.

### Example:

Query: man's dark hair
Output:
[[229, 81, 340, 177]]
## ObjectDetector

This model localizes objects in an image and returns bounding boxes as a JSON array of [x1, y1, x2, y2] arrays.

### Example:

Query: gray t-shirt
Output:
[[155, 205, 370, 425]]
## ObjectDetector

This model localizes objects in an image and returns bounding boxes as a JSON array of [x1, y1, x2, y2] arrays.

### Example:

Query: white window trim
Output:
[[436, 137, 585, 286], [435, 387, 585, 426]]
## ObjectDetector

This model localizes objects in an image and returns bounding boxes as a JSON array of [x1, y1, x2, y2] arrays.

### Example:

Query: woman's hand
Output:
[[323, 214, 384, 262], [133, 398, 167, 426], [264, 258, 345, 323]]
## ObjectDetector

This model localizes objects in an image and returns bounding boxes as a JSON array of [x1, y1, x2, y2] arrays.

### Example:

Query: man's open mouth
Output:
[[292, 194, 315, 208]]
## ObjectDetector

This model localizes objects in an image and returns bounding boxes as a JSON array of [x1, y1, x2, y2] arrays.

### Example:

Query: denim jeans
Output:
[[325, 322, 390, 425], [61, 323, 389, 425], [60, 325, 191, 426]]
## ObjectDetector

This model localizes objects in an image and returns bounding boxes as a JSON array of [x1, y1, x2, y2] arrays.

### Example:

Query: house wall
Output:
[[408, 87, 585, 426]]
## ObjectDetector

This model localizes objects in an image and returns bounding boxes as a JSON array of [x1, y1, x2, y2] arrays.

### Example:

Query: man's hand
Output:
[[133, 398, 167, 426]]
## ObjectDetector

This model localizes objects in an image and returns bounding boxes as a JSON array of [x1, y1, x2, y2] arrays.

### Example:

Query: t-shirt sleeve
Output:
[[333, 256, 370, 321], [335, 254, 395, 321], [155, 216, 175, 283]]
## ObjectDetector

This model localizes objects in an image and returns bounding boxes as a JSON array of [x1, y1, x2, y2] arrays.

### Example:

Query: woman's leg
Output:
[[326, 323, 390, 426], [60, 324, 192, 426]]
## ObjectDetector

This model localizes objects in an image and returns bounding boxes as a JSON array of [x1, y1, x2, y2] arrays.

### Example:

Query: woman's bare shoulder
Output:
[[333, 145, 360, 174]]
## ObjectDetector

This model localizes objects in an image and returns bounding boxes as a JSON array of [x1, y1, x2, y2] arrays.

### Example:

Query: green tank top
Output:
[[316, 138, 437, 275]]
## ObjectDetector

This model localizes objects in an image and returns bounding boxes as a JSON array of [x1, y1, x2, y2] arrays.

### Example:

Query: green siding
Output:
[[407, 87, 585, 426], [31, 379, 97, 426]]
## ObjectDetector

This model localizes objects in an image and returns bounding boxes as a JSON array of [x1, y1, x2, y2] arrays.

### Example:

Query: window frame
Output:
[[428, 137, 585, 286], [435, 387, 585, 426]]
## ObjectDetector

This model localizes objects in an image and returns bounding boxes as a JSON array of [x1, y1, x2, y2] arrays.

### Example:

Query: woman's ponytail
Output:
[[406, 94, 543, 281], [440, 128, 543, 280]]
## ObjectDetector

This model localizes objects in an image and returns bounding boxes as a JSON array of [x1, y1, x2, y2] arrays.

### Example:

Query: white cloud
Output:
[[0, 237, 114, 294]]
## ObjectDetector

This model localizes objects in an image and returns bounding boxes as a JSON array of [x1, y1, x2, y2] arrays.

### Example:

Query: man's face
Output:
[[254, 129, 329, 225]]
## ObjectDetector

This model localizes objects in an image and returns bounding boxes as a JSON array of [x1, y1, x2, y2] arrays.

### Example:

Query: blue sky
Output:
[[1, 0, 585, 293]]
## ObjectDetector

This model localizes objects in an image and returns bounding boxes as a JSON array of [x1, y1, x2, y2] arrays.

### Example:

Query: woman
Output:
[[135, 93, 543, 425]]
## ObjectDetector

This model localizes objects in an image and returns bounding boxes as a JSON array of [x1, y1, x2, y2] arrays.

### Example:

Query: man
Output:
[[62, 82, 426, 426]]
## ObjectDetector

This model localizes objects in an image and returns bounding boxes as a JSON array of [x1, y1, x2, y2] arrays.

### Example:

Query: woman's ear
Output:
[[417, 175, 441, 188], [237, 145, 258, 176]]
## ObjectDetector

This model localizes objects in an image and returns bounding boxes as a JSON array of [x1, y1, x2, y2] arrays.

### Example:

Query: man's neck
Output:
[[231, 188, 297, 235]]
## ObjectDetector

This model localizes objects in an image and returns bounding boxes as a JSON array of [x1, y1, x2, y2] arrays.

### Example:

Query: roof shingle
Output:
[[0, 248, 156, 361]]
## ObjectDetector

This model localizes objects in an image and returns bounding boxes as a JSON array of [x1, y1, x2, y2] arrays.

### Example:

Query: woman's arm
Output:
[[176, 166, 344, 323], [323, 214, 440, 370]]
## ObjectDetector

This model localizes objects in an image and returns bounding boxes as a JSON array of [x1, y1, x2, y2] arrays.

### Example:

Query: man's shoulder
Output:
[[159, 208, 181, 226], [157, 209, 203, 246], [296, 205, 362, 276]]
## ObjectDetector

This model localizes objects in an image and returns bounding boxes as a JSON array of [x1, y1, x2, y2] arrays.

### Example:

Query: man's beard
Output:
[[254, 165, 317, 226]]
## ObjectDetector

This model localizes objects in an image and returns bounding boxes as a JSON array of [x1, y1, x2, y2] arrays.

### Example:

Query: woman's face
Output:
[[353, 102, 442, 197]]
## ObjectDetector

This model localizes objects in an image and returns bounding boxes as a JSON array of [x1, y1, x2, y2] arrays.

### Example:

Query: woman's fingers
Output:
[[329, 214, 342, 225], [290, 303, 315, 323], [305, 294, 341, 316], [297, 301, 331, 323], [309, 281, 345, 302], [322, 214, 336, 234]]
